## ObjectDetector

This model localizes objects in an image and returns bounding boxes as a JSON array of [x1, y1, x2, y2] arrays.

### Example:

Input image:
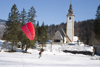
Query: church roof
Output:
[[59, 28, 71, 41], [52, 30, 63, 40], [52, 27, 71, 41], [52, 28, 65, 40], [58, 28, 66, 37]]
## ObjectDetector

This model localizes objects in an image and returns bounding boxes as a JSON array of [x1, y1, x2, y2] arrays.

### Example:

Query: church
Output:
[[52, 3, 78, 43]]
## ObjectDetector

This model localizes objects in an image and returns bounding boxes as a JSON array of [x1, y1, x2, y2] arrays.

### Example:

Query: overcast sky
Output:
[[0, 0, 100, 25]]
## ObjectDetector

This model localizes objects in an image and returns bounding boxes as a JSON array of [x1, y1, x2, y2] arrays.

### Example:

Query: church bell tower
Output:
[[66, 3, 74, 42]]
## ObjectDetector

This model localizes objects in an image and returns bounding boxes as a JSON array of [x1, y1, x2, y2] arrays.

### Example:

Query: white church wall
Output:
[[64, 37, 66, 43], [67, 30, 72, 41], [73, 36, 78, 42], [67, 23, 72, 29]]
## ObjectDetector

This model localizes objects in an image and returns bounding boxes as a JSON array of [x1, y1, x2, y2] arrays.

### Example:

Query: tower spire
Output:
[[68, 2, 73, 14]]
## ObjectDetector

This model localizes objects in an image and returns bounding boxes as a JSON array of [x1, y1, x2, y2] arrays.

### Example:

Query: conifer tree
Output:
[[35, 21, 40, 41], [20, 8, 27, 24], [28, 6, 36, 26], [26, 6, 36, 50], [20, 8, 30, 50], [3, 4, 20, 51], [94, 5, 100, 40], [40, 22, 47, 48]]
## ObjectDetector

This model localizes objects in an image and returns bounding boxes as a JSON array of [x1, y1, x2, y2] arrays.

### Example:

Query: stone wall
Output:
[[94, 46, 100, 56]]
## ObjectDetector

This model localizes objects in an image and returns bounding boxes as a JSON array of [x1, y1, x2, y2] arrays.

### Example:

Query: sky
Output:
[[0, 0, 100, 26]]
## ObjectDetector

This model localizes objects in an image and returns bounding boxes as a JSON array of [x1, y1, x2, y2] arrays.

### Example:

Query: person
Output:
[[38, 48, 44, 58]]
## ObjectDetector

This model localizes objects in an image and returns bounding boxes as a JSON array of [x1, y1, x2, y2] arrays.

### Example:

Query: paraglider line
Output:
[[26, 24, 32, 40]]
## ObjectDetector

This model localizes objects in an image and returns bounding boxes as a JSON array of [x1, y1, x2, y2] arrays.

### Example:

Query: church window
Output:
[[69, 17, 71, 20]]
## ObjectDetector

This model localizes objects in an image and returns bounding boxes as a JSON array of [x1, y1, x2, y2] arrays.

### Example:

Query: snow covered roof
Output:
[[52, 28, 66, 40], [52, 27, 71, 42]]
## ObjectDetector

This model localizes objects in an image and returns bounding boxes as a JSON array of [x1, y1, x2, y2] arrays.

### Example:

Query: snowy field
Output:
[[0, 50, 100, 67], [0, 40, 100, 67]]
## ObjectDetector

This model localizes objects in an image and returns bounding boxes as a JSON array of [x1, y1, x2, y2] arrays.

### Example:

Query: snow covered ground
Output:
[[0, 49, 100, 67], [0, 40, 100, 67]]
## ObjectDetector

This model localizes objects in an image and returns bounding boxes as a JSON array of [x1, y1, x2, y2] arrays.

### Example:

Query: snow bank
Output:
[[62, 44, 93, 52], [0, 40, 16, 52], [0, 40, 93, 55], [46, 43, 93, 54]]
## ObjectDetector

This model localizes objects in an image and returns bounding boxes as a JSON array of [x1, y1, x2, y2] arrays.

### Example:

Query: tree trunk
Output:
[[11, 42, 14, 51], [21, 44, 24, 50], [25, 44, 28, 52]]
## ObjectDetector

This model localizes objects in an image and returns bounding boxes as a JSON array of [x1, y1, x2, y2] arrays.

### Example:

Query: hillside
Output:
[[46, 19, 100, 45], [0, 19, 6, 25]]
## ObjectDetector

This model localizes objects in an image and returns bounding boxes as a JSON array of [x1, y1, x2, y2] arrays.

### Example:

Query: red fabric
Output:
[[21, 22, 35, 40], [39, 51, 42, 55]]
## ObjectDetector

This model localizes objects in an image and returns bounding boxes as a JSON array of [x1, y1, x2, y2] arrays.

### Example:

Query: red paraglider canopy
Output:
[[21, 22, 35, 40]]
